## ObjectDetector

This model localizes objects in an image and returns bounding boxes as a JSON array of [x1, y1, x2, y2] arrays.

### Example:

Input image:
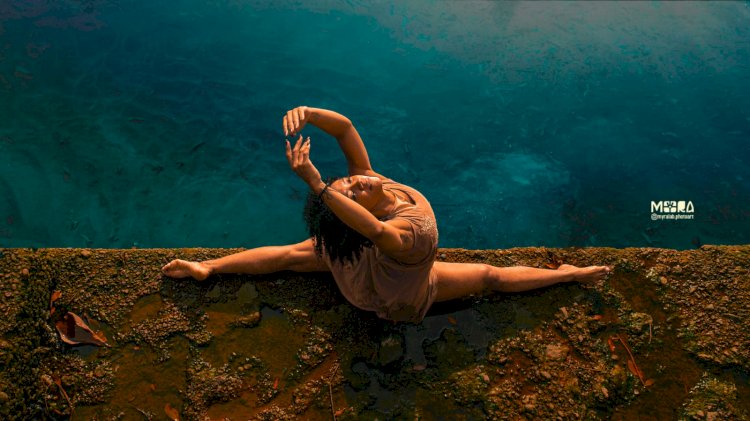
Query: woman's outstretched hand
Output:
[[283, 106, 310, 137], [286, 135, 322, 189]]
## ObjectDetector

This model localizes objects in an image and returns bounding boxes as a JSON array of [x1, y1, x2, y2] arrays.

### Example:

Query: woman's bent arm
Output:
[[312, 180, 413, 254], [284, 106, 377, 176]]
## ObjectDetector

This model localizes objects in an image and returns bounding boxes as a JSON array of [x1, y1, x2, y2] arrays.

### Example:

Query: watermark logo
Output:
[[651, 201, 694, 221]]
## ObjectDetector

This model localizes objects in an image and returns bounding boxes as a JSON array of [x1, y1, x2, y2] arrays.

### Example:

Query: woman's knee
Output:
[[477, 263, 497, 291], [287, 240, 328, 272]]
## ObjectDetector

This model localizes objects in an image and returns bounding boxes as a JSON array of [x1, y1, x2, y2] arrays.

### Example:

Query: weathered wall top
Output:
[[0, 246, 748, 419]]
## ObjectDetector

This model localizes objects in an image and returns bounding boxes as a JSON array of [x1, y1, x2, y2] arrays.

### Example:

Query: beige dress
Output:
[[321, 179, 439, 322]]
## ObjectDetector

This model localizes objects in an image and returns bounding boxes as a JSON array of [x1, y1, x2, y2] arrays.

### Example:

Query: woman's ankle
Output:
[[200, 261, 216, 276]]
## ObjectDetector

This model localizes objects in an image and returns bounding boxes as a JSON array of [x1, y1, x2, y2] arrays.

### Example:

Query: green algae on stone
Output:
[[2, 247, 750, 419], [680, 373, 749, 420]]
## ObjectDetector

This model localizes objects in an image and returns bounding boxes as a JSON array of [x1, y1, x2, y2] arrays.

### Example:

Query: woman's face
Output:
[[330, 175, 384, 211]]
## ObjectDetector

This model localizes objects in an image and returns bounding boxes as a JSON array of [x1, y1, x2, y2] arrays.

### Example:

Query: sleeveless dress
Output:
[[320, 179, 439, 322]]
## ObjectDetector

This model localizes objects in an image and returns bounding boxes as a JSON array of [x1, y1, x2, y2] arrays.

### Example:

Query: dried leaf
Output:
[[544, 262, 557, 269], [447, 316, 457, 325], [273, 378, 279, 390], [51, 375, 72, 413], [644, 378, 655, 387], [607, 337, 616, 353], [164, 402, 180, 420], [616, 334, 646, 384], [55, 312, 109, 347], [49, 290, 62, 316], [592, 315, 603, 321], [626, 358, 644, 381], [334, 409, 345, 417]]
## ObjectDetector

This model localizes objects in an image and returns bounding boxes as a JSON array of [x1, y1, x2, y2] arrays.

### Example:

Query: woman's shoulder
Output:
[[382, 178, 418, 191]]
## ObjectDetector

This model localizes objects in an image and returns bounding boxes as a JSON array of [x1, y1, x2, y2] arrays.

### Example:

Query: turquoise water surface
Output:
[[1, 1, 748, 250]]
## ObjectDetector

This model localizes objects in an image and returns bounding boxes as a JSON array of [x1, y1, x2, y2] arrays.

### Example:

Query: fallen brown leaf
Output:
[[644, 378, 655, 387], [606, 337, 616, 353], [164, 402, 180, 420], [447, 316, 457, 325], [615, 335, 646, 385], [55, 312, 109, 347], [50, 290, 62, 316], [626, 358, 643, 381]]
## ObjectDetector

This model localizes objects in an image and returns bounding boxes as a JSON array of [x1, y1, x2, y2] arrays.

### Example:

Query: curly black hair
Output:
[[303, 176, 374, 266]]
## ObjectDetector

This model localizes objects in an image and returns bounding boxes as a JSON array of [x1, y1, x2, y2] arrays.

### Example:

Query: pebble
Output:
[[20, 268, 29, 277], [540, 371, 552, 380], [689, 286, 697, 293], [81, 250, 92, 258], [378, 334, 404, 366], [545, 345, 569, 361], [696, 410, 704, 417], [0, 391, 7, 402], [41, 374, 53, 387], [94, 366, 106, 378], [706, 304, 714, 310], [659, 276, 668, 285], [440, 253, 447, 259]]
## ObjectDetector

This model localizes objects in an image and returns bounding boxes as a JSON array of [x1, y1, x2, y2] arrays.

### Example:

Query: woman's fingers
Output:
[[295, 107, 305, 128], [292, 109, 300, 134], [283, 107, 308, 136], [285, 140, 293, 165], [286, 135, 313, 171], [287, 110, 297, 135], [295, 135, 305, 166], [301, 137, 310, 160]]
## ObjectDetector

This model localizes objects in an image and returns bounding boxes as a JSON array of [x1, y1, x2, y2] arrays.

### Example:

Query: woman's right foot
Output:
[[558, 263, 611, 283], [161, 259, 211, 281]]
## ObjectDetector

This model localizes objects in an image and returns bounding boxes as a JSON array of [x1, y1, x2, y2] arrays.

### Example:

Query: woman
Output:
[[162, 106, 611, 323]]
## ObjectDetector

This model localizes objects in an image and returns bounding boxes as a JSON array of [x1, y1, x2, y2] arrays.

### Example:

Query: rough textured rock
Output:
[[0, 246, 748, 420]]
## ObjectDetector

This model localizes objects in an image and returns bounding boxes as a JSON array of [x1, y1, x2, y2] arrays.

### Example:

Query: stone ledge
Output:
[[0, 246, 748, 419]]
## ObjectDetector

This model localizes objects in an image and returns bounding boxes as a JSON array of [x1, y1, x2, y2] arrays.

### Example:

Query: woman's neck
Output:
[[372, 190, 400, 218]]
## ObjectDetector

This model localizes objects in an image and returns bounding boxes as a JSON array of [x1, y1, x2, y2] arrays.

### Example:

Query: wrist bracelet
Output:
[[318, 182, 330, 199]]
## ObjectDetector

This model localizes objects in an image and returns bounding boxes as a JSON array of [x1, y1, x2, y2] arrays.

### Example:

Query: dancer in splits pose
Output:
[[162, 106, 611, 322]]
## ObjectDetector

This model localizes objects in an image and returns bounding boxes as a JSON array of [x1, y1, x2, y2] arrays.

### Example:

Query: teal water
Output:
[[1, 0, 748, 250]]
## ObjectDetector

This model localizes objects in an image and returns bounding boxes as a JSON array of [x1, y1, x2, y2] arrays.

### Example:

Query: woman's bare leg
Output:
[[433, 262, 611, 303], [161, 238, 328, 281]]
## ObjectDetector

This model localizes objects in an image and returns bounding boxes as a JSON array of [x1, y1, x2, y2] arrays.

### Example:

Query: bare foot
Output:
[[558, 264, 611, 283], [161, 259, 211, 281]]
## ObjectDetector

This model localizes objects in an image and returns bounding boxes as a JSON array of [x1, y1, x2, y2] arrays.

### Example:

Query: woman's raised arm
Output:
[[283, 106, 385, 179]]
